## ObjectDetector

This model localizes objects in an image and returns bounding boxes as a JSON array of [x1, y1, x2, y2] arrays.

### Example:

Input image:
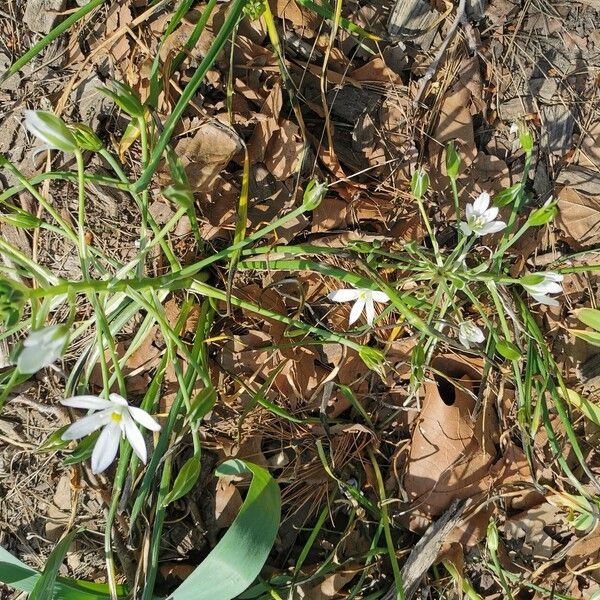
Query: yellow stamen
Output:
[[111, 412, 122, 423]]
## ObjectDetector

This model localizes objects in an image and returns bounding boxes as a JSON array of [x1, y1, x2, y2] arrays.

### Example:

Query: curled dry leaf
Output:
[[402, 374, 498, 518]]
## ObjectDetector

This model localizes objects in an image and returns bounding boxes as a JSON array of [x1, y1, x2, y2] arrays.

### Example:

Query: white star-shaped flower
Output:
[[458, 321, 485, 349], [328, 288, 390, 326], [521, 272, 564, 306], [61, 393, 161, 474], [460, 192, 507, 237], [17, 324, 69, 374]]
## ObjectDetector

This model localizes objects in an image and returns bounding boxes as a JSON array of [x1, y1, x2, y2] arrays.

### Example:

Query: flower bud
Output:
[[493, 183, 522, 207], [302, 179, 327, 211], [526, 197, 557, 226], [24, 110, 78, 153], [513, 120, 533, 153], [445, 142, 461, 180], [70, 123, 104, 152], [487, 519, 499, 552], [358, 346, 386, 377], [411, 169, 429, 200]]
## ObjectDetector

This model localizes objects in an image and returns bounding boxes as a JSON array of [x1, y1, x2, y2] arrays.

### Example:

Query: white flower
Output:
[[327, 288, 390, 326], [458, 321, 485, 348], [24, 110, 78, 153], [460, 192, 507, 237], [510, 122, 519, 135], [17, 324, 69, 374], [521, 272, 564, 306], [61, 393, 161, 474]]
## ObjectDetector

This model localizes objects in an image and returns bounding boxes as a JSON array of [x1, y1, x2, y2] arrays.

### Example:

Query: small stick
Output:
[[413, 0, 468, 107]]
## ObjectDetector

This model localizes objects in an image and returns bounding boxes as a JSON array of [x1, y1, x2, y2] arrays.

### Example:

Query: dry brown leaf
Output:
[[175, 120, 242, 192], [566, 525, 600, 584], [264, 119, 303, 180], [270, 0, 321, 33], [504, 503, 565, 559], [350, 57, 403, 86], [428, 86, 476, 177], [301, 567, 360, 599], [214, 478, 243, 529], [403, 375, 498, 518], [556, 186, 600, 249]]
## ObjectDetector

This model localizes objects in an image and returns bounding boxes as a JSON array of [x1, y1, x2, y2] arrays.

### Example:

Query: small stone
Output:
[[24, 0, 67, 34], [529, 78, 559, 103]]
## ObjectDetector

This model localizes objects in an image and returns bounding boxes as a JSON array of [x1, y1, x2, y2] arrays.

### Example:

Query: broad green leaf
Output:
[[167, 459, 281, 600], [576, 308, 600, 332], [0, 544, 126, 599], [162, 456, 202, 508]]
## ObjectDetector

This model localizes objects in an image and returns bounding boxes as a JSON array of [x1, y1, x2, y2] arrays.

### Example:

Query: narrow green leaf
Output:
[[570, 329, 600, 347], [168, 459, 281, 600], [62, 431, 99, 465], [133, 0, 248, 192], [0, 545, 126, 599], [560, 387, 600, 427], [162, 456, 202, 508], [30, 529, 81, 600], [295, 0, 380, 39]]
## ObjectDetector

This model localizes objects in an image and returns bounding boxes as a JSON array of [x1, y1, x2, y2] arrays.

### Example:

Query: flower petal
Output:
[[348, 297, 366, 326], [458, 332, 470, 348], [128, 406, 161, 431], [108, 393, 129, 407], [544, 272, 563, 283], [472, 192, 490, 214], [371, 291, 390, 304], [61, 395, 114, 410], [465, 203, 474, 220], [328, 289, 361, 302], [364, 297, 376, 325], [122, 412, 147, 463], [483, 206, 499, 222], [91, 422, 121, 474], [479, 220, 507, 235], [531, 293, 559, 306], [460, 221, 473, 236], [61, 409, 112, 440]]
